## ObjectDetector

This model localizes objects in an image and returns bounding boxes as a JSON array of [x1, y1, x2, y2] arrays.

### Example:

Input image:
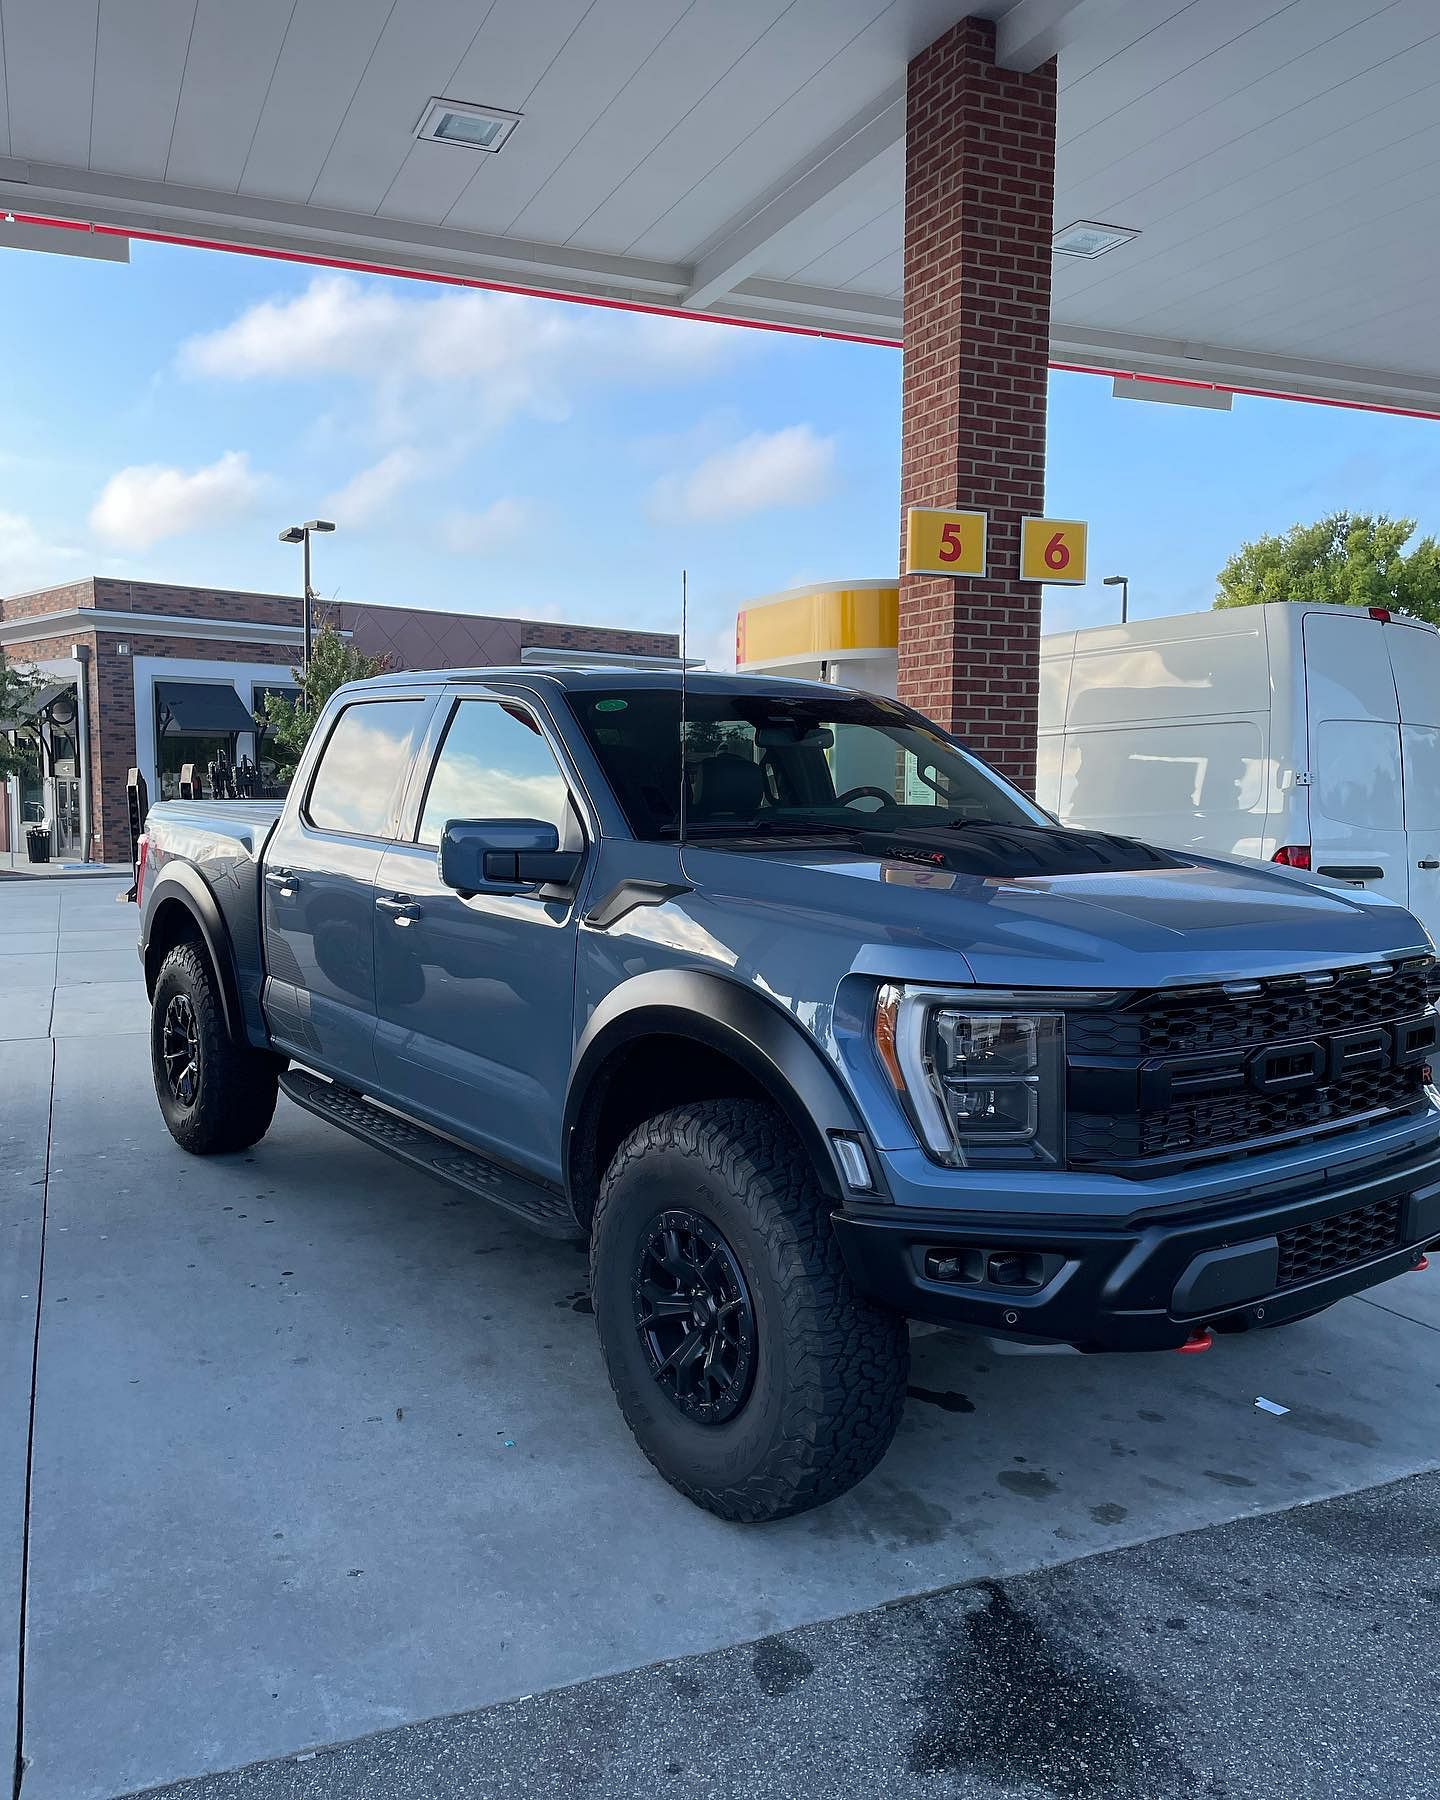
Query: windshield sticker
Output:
[[594, 697, 628, 713]]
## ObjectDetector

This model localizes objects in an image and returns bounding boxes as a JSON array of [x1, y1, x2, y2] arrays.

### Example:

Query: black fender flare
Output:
[[141, 864, 246, 1044], [563, 968, 885, 1207]]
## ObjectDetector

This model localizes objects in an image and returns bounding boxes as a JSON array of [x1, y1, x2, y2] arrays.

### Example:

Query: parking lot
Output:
[[3, 874, 1440, 1800]]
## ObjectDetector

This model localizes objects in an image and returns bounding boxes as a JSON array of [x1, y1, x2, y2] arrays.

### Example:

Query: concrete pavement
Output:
[[1, 876, 1438, 1798], [127, 1471, 1440, 1800]]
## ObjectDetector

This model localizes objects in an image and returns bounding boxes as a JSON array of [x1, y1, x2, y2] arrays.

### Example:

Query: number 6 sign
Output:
[[1020, 517, 1088, 585], [905, 508, 988, 578]]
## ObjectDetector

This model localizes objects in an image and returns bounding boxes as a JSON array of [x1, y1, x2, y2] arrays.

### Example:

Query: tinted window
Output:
[[566, 688, 1044, 841], [306, 700, 425, 837], [417, 700, 571, 846]]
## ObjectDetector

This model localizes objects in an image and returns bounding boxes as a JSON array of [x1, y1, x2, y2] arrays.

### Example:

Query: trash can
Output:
[[24, 823, 52, 864]]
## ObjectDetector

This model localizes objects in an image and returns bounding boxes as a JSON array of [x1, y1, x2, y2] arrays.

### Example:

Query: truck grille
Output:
[[1275, 1197, 1403, 1288], [1067, 957, 1437, 1175], [1068, 1065, 1420, 1166], [1068, 962, 1436, 1059]]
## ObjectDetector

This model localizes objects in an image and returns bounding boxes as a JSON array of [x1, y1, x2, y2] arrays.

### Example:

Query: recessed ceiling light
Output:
[[1053, 220, 1139, 259], [415, 97, 521, 154]]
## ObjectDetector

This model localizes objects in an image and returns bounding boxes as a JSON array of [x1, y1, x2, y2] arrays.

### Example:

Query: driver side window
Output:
[[417, 700, 571, 847]]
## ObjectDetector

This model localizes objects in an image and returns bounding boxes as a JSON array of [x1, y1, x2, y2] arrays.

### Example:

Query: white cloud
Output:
[[323, 448, 428, 528], [89, 450, 265, 549], [0, 511, 85, 592], [649, 425, 836, 523], [180, 275, 745, 433], [443, 497, 534, 555]]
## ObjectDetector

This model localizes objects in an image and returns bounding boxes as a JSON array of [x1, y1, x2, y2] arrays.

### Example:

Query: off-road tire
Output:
[[591, 1099, 909, 1522], [151, 941, 279, 1154]]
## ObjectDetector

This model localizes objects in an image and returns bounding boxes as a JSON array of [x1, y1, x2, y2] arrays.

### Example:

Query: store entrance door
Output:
[[54, 776, 82, 856]]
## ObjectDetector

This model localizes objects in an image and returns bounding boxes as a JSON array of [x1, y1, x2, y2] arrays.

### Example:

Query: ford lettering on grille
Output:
[[1139, 1015, 1438, 1111]]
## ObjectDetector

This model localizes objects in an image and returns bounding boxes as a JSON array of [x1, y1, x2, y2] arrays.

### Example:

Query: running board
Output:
[[279, 1069, 582, 1239]]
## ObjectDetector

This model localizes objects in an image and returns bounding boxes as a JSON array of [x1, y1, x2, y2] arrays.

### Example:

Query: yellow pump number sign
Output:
[[905, 508, 988, 578], [1020, 517, 1088, 585]]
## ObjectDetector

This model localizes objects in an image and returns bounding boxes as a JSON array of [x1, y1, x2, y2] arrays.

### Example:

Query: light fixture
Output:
[[415, 97, 522, 154], [1053, 220, 1138, 259]]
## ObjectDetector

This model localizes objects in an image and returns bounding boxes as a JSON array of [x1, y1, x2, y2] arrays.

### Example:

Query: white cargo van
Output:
[[1037, 601, 1440, 941]]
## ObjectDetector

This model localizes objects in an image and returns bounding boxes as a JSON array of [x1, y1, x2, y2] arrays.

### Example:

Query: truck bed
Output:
[[146, 798, 284, 860]]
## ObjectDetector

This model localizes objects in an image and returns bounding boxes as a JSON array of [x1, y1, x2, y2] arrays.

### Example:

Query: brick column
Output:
[[898, 16, 1057, 790]]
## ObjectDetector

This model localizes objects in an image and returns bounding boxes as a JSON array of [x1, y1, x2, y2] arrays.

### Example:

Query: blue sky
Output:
[[2, 235, 1439, 668]]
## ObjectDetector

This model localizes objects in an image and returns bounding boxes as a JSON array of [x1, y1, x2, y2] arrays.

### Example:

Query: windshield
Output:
[[566, 688, 1048, 841]]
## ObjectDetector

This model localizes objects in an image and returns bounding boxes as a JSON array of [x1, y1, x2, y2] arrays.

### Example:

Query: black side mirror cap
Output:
[[440, 819, 581, 892]]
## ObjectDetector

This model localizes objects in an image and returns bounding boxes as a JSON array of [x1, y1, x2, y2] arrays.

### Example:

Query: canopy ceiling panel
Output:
[[0, 0, 1434, 408]]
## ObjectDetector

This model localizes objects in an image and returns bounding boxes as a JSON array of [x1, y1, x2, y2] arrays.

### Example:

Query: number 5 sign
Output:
[[1020, 517, 1088, 585], [906, 507, 988, 578]]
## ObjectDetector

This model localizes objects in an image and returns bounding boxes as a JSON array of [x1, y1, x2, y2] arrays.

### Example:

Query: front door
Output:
[[262, 695, 432, 1080], [372, 693, 586, 1185]]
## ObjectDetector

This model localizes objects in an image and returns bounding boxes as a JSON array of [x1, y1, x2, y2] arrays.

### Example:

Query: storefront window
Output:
[[158, 733, 232, 800]]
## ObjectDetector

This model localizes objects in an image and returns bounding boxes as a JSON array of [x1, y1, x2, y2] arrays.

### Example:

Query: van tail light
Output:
[[1368, 607, 1391, 622], [131, 834, 150, 907], [1272, 845, 1312, 870]]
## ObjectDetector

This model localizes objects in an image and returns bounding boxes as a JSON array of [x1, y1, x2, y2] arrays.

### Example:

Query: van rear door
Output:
[[1388, 619, 1440, 942], [1303, 611, 1409, 910]]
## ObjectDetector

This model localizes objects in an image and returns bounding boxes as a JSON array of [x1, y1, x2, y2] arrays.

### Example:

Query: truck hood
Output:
[[683, 825, 1430, 991]]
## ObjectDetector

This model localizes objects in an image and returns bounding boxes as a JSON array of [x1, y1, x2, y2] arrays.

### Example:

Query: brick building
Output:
[[0, 577, 677, 862]]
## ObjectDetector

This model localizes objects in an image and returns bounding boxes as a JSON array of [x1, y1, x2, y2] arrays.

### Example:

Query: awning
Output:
[[0, 680, 76, 732], [155, 681, 258, 735]]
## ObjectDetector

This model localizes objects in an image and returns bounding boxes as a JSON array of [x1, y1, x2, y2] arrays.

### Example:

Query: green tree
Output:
[[257, 625, 388, 778], [1215, 511, 1440, 623], [0, 658, 45, 782]]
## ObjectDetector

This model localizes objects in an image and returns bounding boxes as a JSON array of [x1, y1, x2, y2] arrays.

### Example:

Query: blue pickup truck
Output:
[[135, 667, 1440, 1520]]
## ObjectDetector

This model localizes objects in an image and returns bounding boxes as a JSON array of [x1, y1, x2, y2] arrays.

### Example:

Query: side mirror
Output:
[[439, 819, 583, 893]]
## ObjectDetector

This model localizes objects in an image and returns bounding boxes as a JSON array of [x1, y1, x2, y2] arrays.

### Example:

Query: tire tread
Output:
[[592, 1098, 908, 1522]]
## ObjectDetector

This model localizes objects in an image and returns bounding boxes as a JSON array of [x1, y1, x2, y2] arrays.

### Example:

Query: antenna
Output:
[[678, 568, 689, 872]]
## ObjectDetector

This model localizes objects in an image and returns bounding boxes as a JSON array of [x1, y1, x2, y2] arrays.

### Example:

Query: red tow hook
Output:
[[1175, 1329, 1214, 1354], [1411, 1254, 1430, 1273]]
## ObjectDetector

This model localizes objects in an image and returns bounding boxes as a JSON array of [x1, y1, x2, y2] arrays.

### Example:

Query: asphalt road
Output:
[[128, 1471, 1440, 1800]]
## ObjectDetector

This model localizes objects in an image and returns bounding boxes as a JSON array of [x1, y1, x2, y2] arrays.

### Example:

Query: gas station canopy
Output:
[[0, 0, 1436, 412]]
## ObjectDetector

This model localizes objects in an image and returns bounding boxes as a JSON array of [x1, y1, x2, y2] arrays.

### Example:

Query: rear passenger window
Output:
[[306, 700, 426, 837], [417, 700, 571, 846]]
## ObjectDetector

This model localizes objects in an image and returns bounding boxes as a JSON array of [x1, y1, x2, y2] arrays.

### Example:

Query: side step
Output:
[[279, 1068, 582, 1240]]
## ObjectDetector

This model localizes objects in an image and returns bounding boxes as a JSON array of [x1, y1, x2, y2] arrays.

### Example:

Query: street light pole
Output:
[[1103, 573, 1130, 624], [279, 519, 336, 684]]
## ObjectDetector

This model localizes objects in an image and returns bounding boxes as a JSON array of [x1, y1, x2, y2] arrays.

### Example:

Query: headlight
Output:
[[874, 984, 1065, 1167]]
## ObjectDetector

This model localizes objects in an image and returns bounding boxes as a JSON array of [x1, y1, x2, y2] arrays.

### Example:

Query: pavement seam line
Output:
[[1355, 1291, 1440, 1334], [11, 1039, 54, 1800]]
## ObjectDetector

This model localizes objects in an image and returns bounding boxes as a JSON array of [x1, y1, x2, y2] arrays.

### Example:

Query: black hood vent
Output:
[[860, 821, 1187, 880]]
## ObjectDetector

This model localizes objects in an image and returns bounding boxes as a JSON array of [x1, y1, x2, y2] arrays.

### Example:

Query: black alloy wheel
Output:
[[161, 991, 201, 1107], [632, 1209, 756, 1424]]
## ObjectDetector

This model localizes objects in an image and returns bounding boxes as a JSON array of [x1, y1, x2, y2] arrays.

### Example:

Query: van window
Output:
[[1403, 727, 1440, 831], [1389, 625, 1440, 726], [1060, 723, 1263, 825], [1303, 614, 1399, 723], [306, 699, 426, 837], [1065, 626, 1266, 727], [1314, 720, 1403, 831]]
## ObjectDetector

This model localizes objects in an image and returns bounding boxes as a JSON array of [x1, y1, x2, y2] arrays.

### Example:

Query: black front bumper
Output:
[[832, 1146, 1440, 1352]]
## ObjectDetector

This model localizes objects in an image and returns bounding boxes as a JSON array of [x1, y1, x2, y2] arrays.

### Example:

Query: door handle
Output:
[[376, 894, 423, 926], [1419, 859, 1440, 871], [265, 867, 300, 895]]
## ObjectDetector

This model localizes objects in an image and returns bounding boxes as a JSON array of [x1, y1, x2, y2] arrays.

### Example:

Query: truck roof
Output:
[[349, 665, 857, 700]]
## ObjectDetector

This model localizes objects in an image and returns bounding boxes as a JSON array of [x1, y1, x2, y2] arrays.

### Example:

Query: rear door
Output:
[[1388, 620, 1440, 941], [1303, 611, 1408, 909], [262, 694, 433, 1080]]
